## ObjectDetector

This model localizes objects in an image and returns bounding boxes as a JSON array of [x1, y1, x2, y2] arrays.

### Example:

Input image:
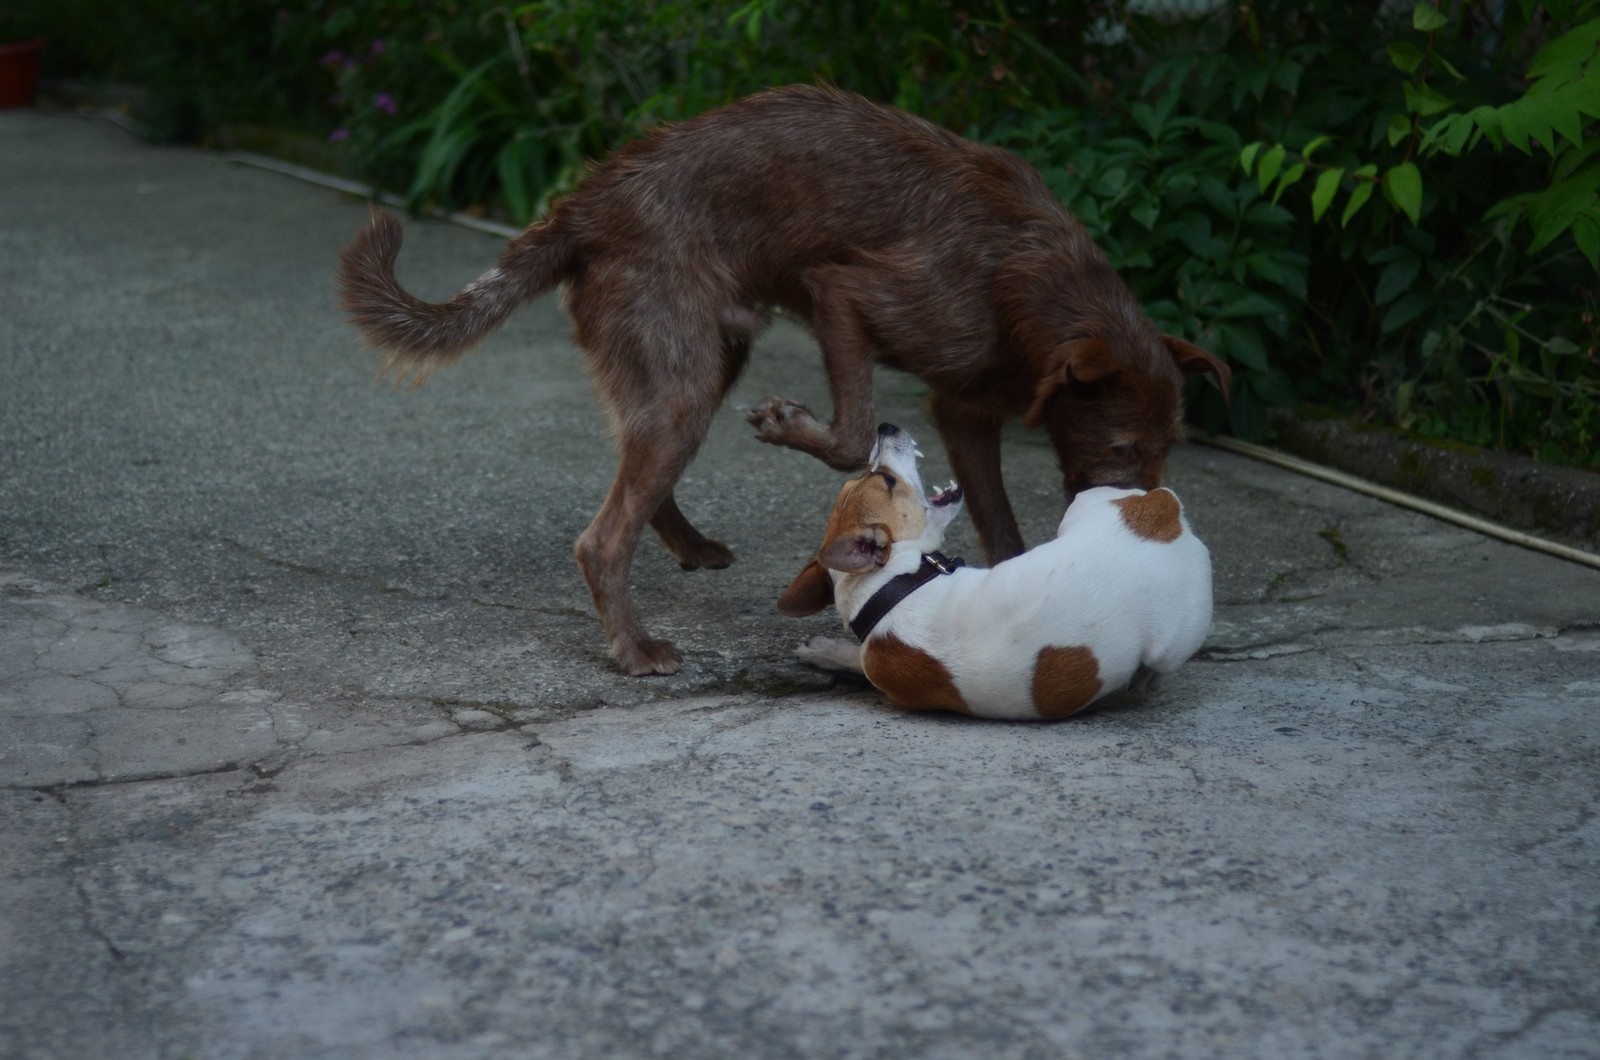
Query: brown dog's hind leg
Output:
[[572, 302, 731, 674], [930, 395, 1026, 563], [648, 333, 749, 571], [576, 414, 712, 675]]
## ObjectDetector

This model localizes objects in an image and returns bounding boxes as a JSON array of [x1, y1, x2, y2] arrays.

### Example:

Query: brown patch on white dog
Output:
[[1031, 645, 1103, 718], [1113, 488, 1184, 543], [863, 635, 970, 714]]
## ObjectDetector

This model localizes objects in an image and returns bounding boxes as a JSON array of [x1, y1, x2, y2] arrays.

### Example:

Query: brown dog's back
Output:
[[340, 85, 1100, 393]]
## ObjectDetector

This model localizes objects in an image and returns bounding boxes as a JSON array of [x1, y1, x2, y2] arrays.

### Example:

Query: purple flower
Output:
[[319, 50, 344, 68], [329, 128, 350, 142], [374, 92, 397, 116], [369, 38, 386, 57]]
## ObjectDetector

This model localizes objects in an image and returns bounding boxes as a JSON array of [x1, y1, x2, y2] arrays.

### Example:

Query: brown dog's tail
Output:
[[336, 210, 578, 384]]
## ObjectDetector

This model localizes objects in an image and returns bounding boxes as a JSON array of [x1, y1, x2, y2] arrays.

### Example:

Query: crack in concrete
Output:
[[6, 708, 551, 797], [43, 789, 127, 965], [1465, 1001, 1597, 1057], [16, 759, 253, 795]]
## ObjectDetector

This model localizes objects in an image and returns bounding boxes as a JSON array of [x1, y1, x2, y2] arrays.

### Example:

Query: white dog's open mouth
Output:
[[928, 482, 963, 507]]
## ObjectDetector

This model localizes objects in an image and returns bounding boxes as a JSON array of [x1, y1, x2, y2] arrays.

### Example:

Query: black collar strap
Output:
[[849, 551, 966, 642]]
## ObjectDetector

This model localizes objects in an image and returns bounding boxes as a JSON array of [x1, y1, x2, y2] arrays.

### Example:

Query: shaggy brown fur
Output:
[[337, 84, 1230, 676]]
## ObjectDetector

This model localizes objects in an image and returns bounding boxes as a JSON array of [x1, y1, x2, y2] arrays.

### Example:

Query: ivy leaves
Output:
[[1239, 6, 1600, 267]]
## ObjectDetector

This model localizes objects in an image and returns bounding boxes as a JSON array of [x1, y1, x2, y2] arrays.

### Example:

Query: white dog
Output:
[[778, 424, 1213, 719]]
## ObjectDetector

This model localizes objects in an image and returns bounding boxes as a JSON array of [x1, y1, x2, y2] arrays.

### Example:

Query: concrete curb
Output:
[[1268, 411, 1600, 551]]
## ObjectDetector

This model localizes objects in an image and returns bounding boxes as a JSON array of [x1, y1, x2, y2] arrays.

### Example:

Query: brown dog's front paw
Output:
[[747, 396, 821, 447], [614, 636, 683, 676]]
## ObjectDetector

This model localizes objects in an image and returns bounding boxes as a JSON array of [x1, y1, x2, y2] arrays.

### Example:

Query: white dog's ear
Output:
[[776, 559, 834, 617], [819, 525, 890, 573]]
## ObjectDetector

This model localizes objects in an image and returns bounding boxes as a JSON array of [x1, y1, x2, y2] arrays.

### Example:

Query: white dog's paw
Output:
[[1129, 665, 1164, 694], [796, 636, 862, 674]]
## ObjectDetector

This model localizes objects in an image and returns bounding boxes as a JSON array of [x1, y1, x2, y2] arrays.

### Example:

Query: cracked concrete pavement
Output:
[[3, 110, 1599, 1059]]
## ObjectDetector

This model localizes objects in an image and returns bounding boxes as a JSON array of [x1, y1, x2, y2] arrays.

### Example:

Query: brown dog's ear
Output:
[[1024, 339, 1117, 429], [776, 559, 834, 617], [1162, 335, 1233, 405]]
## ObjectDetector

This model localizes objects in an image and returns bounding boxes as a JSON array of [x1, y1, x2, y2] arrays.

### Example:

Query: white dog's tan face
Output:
[[777, 427, 962, 616]]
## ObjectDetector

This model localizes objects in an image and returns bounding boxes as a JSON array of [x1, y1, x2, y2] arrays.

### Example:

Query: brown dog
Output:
[[337, 83, 1230, 676]]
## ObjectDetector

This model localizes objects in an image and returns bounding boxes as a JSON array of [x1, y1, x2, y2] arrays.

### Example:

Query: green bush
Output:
[[1234, 1, 1600, 464]]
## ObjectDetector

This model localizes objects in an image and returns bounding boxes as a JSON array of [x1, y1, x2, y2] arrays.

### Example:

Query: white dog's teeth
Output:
[[914, 448, 924, 457]]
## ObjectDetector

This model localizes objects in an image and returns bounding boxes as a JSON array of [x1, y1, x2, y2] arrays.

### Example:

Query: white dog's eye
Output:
[[879, 471, 898, 490]]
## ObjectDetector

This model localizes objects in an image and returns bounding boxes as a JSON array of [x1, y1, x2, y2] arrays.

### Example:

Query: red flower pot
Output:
[[0, 37, 44, 109]]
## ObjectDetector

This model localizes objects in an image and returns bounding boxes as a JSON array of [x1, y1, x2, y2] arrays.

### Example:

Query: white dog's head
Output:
[[777, 424, 963, 617]]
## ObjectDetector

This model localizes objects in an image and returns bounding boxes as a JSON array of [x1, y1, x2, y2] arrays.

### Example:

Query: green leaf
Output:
[[1387, 41, 1425, 73], [1574, 213, 1600, 271], [1212, 322, 1269, 373], [1272, 162, 1307, 204], [1527, 18, 1600, 81], [1387, 162, 1424, 224], [1404, 82, 1455, 117], [1131, 102, 1159, 139], [1442, 113, 1475, 154], [1301, 134, 1332, 160], [1272, 59, 1303, 96], [1548, 81, 1592, 148], [1499, 102, 1535, 153], [1243, 201, 1295, 227], [1412, 3, 1450, 31], [1256, 254, 1308, 300], [1374, 256, 1421, 306], [1341, 175, 1377, 227], [1170, 211, 1227, 257], [1130, 199, 1161, 230], [1387, 113, 1413, 147], [1381, 291, 1433, 333], [1466, 105, 1504, 150], [1311, 168, 1343, 222], [1199, 176, 1238, 219], [1091, 166, 1129, 196], [1525, 166, 1600, 252], [1216, 292, 1286, 319], [1257, 144, 1287, 194], [1368, 245, 1414, 265], [496, 141, 531, 225], [1239, 141, 1262, 175]]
